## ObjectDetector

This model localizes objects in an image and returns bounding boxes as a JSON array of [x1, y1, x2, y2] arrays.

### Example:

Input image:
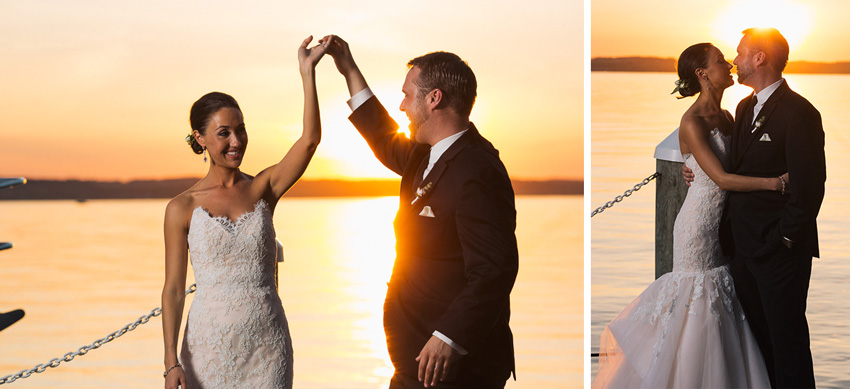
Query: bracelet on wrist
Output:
[[778, 175, 786, 195], [163, 362, 181, 378]]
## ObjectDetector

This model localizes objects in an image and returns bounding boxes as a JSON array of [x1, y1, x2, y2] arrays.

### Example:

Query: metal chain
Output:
[[0, 284, 197, 385], [590, 172, 660, 217]]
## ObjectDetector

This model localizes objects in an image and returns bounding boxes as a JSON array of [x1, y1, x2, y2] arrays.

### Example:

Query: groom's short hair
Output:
[[408, 52, 477, 117], [742, 28, 789, 73]]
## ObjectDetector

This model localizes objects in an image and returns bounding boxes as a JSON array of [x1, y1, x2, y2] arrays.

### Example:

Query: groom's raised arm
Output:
[[323, 35, 418, 175], [320, 35, 368, 98]]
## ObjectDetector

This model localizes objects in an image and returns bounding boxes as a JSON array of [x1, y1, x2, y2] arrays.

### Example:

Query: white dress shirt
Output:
[[423, 130, 468, 179], [347, 87, 469, 355], [750, 78, 785, 124]]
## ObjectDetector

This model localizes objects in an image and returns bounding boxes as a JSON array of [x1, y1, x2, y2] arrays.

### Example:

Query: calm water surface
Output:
[[0, 195, 580, 388], [592, 72, 850, 387]]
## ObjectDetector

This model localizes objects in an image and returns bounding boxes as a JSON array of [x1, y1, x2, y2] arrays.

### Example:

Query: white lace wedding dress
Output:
[[594, 129, 770, 388], [180, 199, 293, 388]]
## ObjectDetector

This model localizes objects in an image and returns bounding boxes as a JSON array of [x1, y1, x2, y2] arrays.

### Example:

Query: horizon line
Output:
[[591, 55, 850, 63], [0, 176, 583, 183]]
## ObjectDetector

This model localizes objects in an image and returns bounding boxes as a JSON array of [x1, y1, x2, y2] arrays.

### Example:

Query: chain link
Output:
[[590, 172, 660, 218], [0, 284, 197, 385]]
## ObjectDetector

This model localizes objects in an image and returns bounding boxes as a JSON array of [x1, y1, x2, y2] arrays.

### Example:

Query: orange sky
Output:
[[1, 1, 582, 181], [593, 0, 850, 63]]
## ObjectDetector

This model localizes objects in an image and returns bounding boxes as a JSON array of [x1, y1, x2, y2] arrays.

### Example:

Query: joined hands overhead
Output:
[[319, 35, 356, 75], [318, 34, 369, 96], [298, 35, 329, 75]]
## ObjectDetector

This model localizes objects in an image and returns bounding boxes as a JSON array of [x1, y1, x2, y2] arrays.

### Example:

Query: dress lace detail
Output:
[[180, 199, 293, 388], [594, 129, 770, 388]]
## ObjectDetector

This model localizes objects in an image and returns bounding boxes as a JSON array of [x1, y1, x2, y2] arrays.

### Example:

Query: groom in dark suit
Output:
[[723, 27, 825, 388], [322, 35, 518, 388]]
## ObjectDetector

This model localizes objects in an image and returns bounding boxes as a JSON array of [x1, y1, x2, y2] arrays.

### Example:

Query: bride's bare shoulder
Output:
[[165, 183, 205, 224], [679, 111, 709, 135]]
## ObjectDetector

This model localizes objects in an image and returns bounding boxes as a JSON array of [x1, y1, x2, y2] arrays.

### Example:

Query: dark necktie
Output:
[[748, 95, 758, 125], [412, 155, 429, 190], [740, 95, 758, 143]]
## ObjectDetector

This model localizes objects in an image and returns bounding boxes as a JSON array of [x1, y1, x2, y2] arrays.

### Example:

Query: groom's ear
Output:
[[753, 51, 767, 67], [426, 88, 443, 110]]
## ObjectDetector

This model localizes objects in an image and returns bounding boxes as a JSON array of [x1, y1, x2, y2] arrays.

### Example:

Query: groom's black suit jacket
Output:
[[721, 80, 825, 259], [349, 96, 518, 381]]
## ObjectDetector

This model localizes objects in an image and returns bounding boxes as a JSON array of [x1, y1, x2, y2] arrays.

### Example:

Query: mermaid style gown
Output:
[[594, 129, 770, 388], [180, 199, 293, 388]]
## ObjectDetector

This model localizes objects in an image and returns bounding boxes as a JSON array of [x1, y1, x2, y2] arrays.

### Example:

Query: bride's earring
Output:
[[203, 147, 208, 163]]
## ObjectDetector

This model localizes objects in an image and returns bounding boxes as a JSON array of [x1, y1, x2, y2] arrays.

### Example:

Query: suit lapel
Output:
[[403, 147, 431, 206], [738, 81, 789, 161], [732, 93, 754, 168]]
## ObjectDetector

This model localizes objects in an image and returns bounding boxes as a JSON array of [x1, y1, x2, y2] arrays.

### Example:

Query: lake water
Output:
[[591, 72, 850, 387], [0, 195, 581, 388]]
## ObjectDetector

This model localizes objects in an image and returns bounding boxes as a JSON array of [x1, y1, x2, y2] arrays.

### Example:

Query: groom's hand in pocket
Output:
[[416, 335, 455, 387]]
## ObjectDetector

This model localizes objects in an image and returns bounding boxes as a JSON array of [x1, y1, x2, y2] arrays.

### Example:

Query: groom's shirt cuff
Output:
[[433, 331, 468, 355], [347, 87, 374, 111]]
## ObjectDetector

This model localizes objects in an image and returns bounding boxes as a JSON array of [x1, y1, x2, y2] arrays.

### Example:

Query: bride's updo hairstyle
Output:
[[673, 43, 713, 98], [187, 92, 242, 154]]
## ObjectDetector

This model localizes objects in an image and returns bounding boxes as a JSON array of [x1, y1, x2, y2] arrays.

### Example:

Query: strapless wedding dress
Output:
[[594, 129, 770, 388], [180, 199, 292, 388]]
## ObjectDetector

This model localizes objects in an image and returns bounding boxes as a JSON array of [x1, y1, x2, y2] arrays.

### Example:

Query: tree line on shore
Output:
[[592, 57, 850, 74], [0, 178, 582, 200]]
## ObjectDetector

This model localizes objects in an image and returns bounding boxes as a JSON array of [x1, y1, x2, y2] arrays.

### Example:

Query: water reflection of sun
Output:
[[712, 0, 813, 55], [328, 197, 399, 378]]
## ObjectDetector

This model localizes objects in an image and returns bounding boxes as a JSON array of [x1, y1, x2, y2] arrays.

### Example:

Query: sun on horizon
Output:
[[711, 0, 813, 56]]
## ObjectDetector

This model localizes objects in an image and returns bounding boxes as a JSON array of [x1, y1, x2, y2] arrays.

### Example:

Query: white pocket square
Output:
[[419, 206, 435, 218], [759, 133, 771, 142]]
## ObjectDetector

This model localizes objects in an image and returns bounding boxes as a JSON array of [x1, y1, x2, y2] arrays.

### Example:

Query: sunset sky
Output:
[[593, 0, 850, 63], [1, 0, 582, 181]]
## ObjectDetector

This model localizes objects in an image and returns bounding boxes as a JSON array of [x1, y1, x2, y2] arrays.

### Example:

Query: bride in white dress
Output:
[[161, 36, 329, 389], [593, 43, 788, 388]]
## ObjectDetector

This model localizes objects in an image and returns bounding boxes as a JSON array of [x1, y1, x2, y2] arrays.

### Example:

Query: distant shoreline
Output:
[[591, 56, 850, 74], [0, 178, 582, 200]]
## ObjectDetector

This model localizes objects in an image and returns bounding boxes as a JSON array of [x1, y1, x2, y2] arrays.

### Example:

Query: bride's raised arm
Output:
[[257, 36, 328, 201], [679, 115, 785, 192]]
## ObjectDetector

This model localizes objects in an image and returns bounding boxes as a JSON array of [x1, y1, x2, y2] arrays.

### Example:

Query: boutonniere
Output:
[[411, 182, 433, 205], [751, 116, 766, 133]]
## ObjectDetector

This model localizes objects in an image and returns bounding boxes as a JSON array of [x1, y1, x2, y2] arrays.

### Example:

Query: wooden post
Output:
[[654, 130, 688, 279]]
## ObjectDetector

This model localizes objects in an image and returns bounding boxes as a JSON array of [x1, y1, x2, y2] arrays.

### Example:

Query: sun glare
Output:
[[314, 86, 411, 178], [712, 0, 813, 55]]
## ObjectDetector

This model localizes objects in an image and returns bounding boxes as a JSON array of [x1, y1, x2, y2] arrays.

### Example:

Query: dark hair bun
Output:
[[676, 79, 700, 98], [188, 135, 204, 155], [674, 43, 713, 98]]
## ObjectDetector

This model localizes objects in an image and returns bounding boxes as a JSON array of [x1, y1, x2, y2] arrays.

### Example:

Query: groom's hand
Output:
[[682, 164, 695, 186], [319, 34, 369, 97], [416, 335, 455, 387], [320, 34, 357, 77]]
